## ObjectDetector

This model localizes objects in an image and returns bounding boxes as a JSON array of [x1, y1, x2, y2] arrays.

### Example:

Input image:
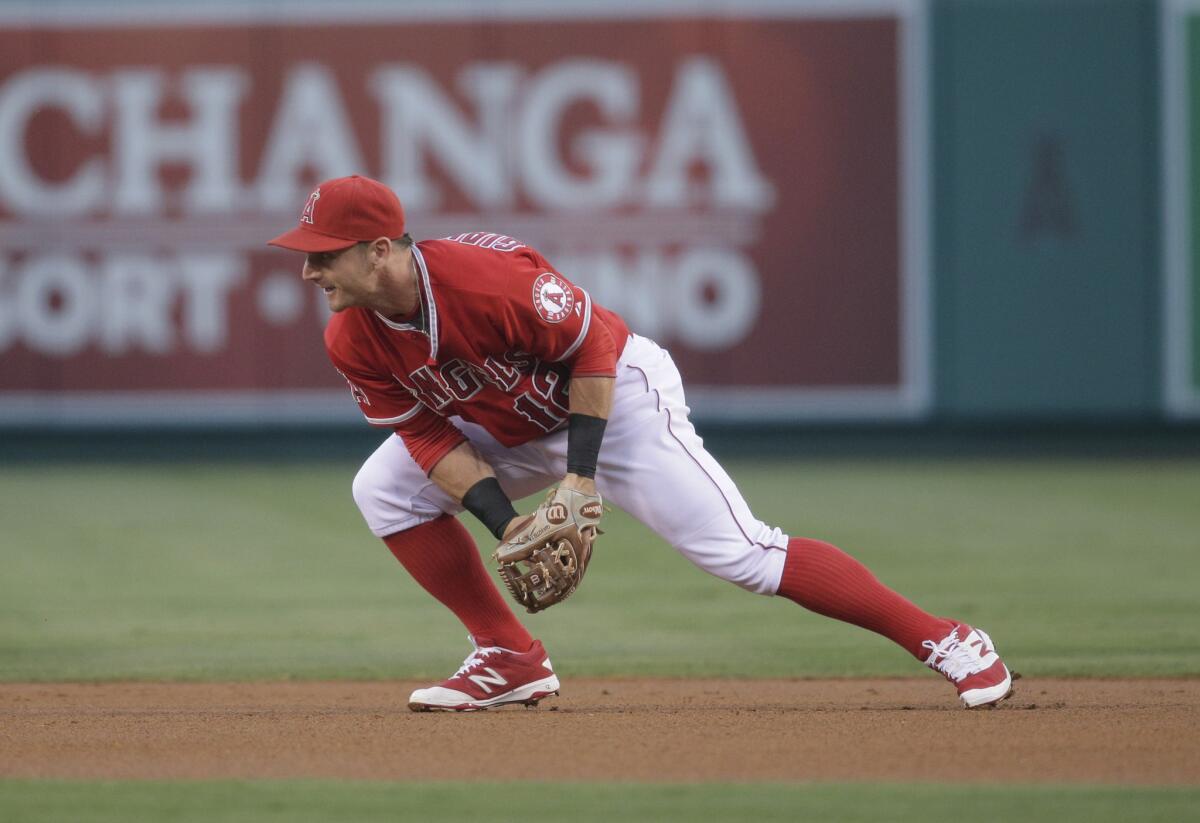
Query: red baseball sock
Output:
[[777, 537, 954, 659], [383, 514, 534, 653]]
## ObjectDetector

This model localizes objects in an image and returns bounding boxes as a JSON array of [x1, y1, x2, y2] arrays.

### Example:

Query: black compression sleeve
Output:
[[462, 477, 518, 540], [566, 413, 607, 479]]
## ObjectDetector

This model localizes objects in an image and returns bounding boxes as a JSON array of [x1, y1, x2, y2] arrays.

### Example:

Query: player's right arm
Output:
[[427, 441, 496, 502], [327, 326, 519, 539], [424, 442, 518, 538], [335, 359, 519, 537], [428, 441, 522, 539]]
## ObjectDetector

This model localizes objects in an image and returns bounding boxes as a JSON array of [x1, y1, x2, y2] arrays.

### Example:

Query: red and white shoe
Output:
[[922, 623, 1014, 708], [408, 637, 560, 712]]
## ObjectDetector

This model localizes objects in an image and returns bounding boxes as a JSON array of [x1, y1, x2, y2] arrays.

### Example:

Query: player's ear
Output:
[[367, 236, 391, 264]]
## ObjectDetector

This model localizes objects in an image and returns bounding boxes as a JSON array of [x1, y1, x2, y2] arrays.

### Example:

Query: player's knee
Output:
[[673, 523, 788, 595], [727, 555, 784, 595], [351, 453, 439, 537], [692, 542, 787, 596], [351, 458, 388, 520]]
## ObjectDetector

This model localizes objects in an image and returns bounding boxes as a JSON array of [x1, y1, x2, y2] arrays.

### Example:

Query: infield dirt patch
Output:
[[1, 678, 1196, 784]]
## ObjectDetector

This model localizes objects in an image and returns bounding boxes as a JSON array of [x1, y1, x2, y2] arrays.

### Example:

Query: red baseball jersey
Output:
[[325, 233, 630, 473]]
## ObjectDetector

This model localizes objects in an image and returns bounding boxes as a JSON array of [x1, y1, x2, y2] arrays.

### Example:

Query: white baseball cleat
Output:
[[922, 623, 1015, 708], [408, 636, 560, 712]]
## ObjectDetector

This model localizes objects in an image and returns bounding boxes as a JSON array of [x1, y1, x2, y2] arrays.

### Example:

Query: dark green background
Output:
[[1191, 13, 1200, 390], [933, 0, 1161, 418]]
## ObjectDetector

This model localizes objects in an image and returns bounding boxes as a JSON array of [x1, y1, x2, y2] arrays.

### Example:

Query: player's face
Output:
[[301, 244, 370, 312]]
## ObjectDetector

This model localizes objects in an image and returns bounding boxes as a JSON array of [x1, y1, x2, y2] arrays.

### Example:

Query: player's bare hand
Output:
[[558, 473, 597, 496], [500, 515, 527, 540]]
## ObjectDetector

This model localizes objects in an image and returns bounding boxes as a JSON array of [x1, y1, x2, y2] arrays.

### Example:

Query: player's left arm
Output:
[[496, 249, 621, 491], [559, 375, 613, 495], [489, 253, 614, 611]]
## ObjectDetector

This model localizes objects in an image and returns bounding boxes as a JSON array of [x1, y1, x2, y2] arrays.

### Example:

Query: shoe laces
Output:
[[921, 627, 991, 683], [453, 637, 503, 678]]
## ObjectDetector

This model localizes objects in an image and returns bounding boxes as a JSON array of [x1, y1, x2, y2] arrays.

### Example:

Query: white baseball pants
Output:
[[351, 334, 790, 595]]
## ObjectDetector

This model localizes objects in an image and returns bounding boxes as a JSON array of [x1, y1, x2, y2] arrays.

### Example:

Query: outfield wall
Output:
[[935, 0, 1161, 420], [0, 0, 1191, 427]]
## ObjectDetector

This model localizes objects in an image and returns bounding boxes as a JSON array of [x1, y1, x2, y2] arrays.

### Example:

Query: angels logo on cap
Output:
[[532, 272, 574, 323], [300, 188, 320, 224]]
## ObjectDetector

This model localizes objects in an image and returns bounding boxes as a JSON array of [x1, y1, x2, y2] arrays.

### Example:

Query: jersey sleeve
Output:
[[497, 249, 619, 377], [327, 351, 467, 475]]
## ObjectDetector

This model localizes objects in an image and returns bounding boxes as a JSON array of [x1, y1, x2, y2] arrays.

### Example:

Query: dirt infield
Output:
[[1, 678, 1197, 784]]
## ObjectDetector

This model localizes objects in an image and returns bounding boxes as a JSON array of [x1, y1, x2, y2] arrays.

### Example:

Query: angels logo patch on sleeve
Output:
[[532, 272, 574, 323]]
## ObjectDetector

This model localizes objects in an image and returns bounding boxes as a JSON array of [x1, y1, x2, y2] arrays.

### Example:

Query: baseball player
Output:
[[268, 175, 1014, 712]]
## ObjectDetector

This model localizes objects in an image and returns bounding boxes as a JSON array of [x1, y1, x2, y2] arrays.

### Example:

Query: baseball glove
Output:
[[492, 486, 604, 613]]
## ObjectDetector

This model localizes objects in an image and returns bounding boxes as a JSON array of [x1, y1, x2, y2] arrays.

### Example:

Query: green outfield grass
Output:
[[1, 457, 1198, 681], [1, 780, 1196, 823]]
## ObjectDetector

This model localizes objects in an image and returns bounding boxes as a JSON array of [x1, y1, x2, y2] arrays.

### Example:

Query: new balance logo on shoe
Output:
[[467, 667, 508, 695], [971, 637, 995, 658]]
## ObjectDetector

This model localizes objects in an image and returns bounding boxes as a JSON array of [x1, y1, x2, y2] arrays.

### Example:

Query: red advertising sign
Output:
[[0, 1, 928, 424]]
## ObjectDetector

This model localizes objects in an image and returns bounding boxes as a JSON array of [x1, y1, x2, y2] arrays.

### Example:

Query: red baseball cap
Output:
[[267, 175, 406, 253]]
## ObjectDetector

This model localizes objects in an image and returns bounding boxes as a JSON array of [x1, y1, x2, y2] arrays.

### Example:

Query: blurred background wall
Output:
[[0, 0, 1196, 455]]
